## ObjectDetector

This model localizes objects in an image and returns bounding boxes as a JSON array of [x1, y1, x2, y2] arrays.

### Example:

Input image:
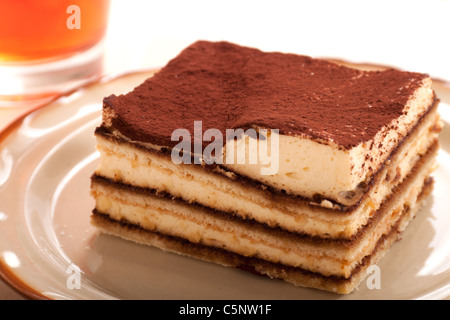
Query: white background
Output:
[[104, 0, 450, 81]]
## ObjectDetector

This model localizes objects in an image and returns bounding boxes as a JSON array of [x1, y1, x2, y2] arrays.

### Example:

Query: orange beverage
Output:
[[0, 0, 110, 63]]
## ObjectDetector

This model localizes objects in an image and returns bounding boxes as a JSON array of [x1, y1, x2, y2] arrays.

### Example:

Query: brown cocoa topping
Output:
[[105, 41, 428, 150]]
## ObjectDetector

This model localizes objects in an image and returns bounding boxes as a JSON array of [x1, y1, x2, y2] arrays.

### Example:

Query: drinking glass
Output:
[[0, 0, 110, 107]]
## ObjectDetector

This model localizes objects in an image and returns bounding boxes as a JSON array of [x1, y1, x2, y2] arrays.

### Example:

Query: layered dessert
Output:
[[90, 41, 442, 294]]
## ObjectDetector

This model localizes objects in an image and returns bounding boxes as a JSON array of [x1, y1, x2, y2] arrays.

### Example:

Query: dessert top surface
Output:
[[104, 40, 428, 149]]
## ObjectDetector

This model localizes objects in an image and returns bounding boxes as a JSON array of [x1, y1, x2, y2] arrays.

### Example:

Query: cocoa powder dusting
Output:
[[104, 41, 428, 149]]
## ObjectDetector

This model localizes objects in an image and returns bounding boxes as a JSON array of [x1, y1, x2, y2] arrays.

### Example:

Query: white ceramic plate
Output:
[[0, 70, 449, 300]]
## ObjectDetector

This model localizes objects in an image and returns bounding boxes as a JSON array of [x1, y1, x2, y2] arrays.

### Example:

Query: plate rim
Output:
[[0, 68, 158, 300], [0, 63, 449, 300]]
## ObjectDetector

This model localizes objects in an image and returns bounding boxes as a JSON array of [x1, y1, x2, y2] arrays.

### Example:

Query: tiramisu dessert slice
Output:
[[90, 41, 442, 294]]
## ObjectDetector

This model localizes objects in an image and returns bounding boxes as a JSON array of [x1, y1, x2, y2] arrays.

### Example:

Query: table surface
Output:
[[1, 0, 449, 300]]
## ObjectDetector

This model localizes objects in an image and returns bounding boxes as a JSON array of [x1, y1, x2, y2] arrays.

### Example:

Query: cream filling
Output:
[[222, 80, 434, 205], [94, 109, 440, 238], [91, 146, 434, 278]]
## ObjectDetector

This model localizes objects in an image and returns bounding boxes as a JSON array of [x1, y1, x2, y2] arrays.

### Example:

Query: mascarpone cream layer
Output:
[[91, 147, 433, 278], [222, 80, 434, 205]]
